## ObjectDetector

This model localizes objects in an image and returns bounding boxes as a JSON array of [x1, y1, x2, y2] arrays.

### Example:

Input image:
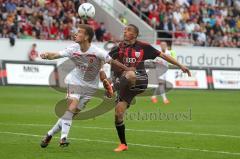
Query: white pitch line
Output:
[[81, 126, 240, 139], [0, 122, 239, 139], [0, 131, 240, 156]]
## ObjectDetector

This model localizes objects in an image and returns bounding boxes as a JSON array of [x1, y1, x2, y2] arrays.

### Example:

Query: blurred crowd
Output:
[[0, 0, 111, 42], [120, 0, 240, 47], [1, 0, 239, 47]]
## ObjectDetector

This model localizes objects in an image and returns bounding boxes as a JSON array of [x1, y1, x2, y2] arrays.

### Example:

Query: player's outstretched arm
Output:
[[40, 52, 61, 60], [159, 53, 191, 77], [108, 59, 135, 72]]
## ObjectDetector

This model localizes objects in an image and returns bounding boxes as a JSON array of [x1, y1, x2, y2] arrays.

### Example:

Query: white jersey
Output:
[[154, 49, 171, 67], [59, 43, 111, 88], [154, 49, 171, 80]]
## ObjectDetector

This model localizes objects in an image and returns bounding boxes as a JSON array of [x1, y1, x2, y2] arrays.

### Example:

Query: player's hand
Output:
[[180, 65, 191, 77], [103, 79, 114, 98], [40, 53, 48, 59]]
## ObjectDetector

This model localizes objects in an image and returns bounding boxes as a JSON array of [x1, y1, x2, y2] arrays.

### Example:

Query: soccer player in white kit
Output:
[[39, 24, 129, 148], [151, 42, 172, 104]]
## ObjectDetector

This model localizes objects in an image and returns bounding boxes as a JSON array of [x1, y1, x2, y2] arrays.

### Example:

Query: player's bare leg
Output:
[[158, 80, 169, 104], [114, 70, 136, 152], [114, 101, 128, 152], [151, 81, 170, 104]]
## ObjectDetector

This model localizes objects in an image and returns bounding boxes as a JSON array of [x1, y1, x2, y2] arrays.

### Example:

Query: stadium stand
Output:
[[0, 0, 112, 41], [120, 0, 240, 47], [1, 0, 239, 47]]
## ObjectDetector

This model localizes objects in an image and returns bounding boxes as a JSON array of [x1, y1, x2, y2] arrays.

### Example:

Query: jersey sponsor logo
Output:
[[72, 53, 97, 59], [124, 57, 137, 63], [123, 51, 143, 64], [80, 65, 93, 72]]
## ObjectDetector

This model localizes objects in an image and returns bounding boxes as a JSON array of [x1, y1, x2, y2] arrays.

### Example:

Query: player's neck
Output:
[[79, 42, 90, 53], [125, 39, 136, 45]]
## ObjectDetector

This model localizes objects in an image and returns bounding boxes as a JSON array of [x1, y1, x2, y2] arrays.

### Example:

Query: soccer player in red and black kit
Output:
[[109, 24, 191, 152]]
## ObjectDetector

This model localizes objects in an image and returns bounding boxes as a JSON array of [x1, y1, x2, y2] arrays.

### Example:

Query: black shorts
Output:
[[114, 73, 148, 106]]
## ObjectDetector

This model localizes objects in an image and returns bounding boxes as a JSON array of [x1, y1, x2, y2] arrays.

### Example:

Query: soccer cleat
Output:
[[40, 134, 52, 148], [114, 144, 128, 152], [59, 137, 70, 147], [163, 99, 170, 104], [151, 97, 158, 103], [103, 79, 114, 98]]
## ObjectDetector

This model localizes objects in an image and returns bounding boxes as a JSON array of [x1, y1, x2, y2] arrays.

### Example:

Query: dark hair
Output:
[[128, 24, 139, 37], [79, 24, 94, 42]]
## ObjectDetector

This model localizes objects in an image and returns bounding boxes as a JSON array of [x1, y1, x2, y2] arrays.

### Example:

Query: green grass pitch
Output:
[[0, 86, 239, 159]]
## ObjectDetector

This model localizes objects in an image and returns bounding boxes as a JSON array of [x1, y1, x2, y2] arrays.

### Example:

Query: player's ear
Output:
[[85, 35, 89, 42], [134, 32, 138, 38]]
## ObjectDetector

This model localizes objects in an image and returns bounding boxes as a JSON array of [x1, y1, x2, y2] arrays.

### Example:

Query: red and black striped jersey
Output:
[[109, 40, 161, 75]]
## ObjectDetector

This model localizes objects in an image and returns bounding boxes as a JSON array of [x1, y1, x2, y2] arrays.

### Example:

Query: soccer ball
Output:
[[78, 3, 95, 19]]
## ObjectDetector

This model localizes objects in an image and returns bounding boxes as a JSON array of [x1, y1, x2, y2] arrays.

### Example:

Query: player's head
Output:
[[32, 43, 37, 49], [74, 24, 94, 43], [160, 41, 168, 52], [123, 24, 139, 42], [166, 41, 172, 50]]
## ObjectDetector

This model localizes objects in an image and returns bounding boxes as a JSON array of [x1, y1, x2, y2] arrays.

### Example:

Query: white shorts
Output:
[[158, 73, 166, 80], [66, 84, 97, 110], [155, 64, 168, 82]]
